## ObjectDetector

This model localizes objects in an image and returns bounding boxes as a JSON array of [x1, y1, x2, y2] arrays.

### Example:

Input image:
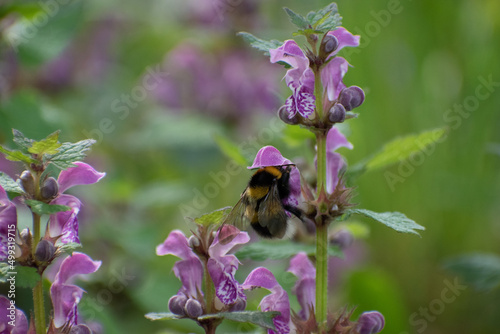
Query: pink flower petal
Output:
[[57, 162, 105, 193]]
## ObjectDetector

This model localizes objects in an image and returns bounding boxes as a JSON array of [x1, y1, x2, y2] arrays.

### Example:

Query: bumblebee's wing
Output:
[[256, 182, 288, 239], [218, 188, 255, 244]]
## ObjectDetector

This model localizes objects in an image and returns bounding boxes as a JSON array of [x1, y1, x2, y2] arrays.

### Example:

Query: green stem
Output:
[[33, 280, 46, 334], [203, 258, 215, 314]]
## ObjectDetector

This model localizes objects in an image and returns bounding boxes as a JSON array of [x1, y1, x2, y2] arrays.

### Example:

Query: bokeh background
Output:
[[1, 0, 499, 333]]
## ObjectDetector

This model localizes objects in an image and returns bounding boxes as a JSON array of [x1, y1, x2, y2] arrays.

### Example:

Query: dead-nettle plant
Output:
[[147, 3, 430, 334], [0, 129, 104, 334]]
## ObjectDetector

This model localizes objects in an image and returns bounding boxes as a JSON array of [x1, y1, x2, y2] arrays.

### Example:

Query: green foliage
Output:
[[194, 207, 232, 226], [236, 240, 342, 261], [145, 312, 180, 321], [0, 172, 24, 197], [305, 2, 342, 33], [444, 253, 500, 292], [348, 209, 425, 236], [199, 311, 279, 330], [350, 127, 448, 176], [47, 139, 97, 169], [57, 242, 82, 254], [213, 134, 249, 167], [25, 199, 71, 215], [15, 266, 40, 289], [0, 146, 37, 164], [283, 7, 310, 30], [12, 129, 34, 152], [28, 131, 61, 155], [237, 32, 283, 55]]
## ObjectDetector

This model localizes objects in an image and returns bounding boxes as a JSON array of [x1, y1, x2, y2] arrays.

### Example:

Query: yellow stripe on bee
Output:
[[247, 186, 269, 200], [263, 166, 282, 179]]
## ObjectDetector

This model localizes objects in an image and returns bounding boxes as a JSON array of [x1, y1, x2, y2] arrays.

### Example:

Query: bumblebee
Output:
[[220, 165, 301, 240]]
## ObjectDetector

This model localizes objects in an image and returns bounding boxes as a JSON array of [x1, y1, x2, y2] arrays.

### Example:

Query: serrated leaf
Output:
[[0, 172, 24, 196], [315, 13, 342, 32], [236, 240, 342, 261], [307, 2, 338, 26], [353, 127, 447, 174], [349, 209, 424, 236], [444, 253, 500, 292], [47, 139, 96, 169], [0, 146, 37, 164], [25, 199, 71, 215], [28, 130, 61, 155], [0, 263, 10, 283], [284, 7, 310, 30], [12, 129, 34, 152], [57, 242, 82, 254], [214, 134, 249, 167], [238, 32, 283, 55], [145, 312, 181, 321], [199, 311, 279, 330], [15, 266, 40, 288]]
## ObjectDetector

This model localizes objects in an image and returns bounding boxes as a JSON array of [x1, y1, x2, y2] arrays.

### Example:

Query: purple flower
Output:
[[288, 252, 316, 320], [270, 40, 315, 118], [356, 311, 385, 334], [249, 146, 301, 208], [207, 229, 250, 305], [242, 267, 291, 334], [0, 295, 28, 334], [48, 162, 105, 244], [50, 252, 101, 329], [0, 186, 17, 262], [156, 230, 204, 302], [326, 128, 353, 193], [270, 27, 360, 117]]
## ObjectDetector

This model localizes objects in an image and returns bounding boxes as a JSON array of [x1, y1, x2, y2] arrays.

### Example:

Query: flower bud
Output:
[[188, 235, 200, 248], [330, 229, 353, 249], [20, 228, 31, 244], [69, 324, 93, 334], [320, 34, 339, 57], [35, 239, 56, 262], [184, 298, 203, 319], [168, 295, 187, 316], [19, 170, 35, 195], [41, 177, 59, 200], [356, 311, 385, 334], [229, 298, 246, 312], [338, 86, 365, 111], [278, 105, 300, 125], [328, 103, 346, 124]]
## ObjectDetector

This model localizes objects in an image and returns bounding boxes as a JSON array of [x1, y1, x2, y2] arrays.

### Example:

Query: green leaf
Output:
[[352, 127, 447, 175], [194, 207, 232, 226], [0, 146, 37, 164], [444, 253, 500, 292], [349, 209, 425, 236], [315, 13, 342, 32], [199, 311, 279, 330], [213, 134, 249, 167], [236, 240, 342, 261], [12, 129, 34, 152], [47, 139, 96, 169], [307, 3, 339, 27], [238, 32, 283, 55], [0, 172, 24, 197], [25, 199, 71, 215], [57, 242, 82, 254], [28, 130, 61, 155], [15, 266, 40, 288], [145, 312, 181, 321], [284, 7, 310, 30], [0, 263, 10, 283]]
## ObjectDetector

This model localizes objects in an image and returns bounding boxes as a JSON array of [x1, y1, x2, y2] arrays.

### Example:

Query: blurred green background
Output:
[[1, 0, 499, 333]]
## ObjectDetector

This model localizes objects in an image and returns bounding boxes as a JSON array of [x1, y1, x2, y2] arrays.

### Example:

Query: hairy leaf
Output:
[[194, 207, 232, 226], [15, 266, 40, 289], [236, 240, 342, 261], [284, 7, 310, 30], [25, 199, 71, 215], [307, 2, 339, 27], [12, 129, 34, 152], [349, 209, 424, 236], [0, 146, 37, 164], [0, 172, 24, 196], [199, 311, 279, 330], [238, 32, 283, 55], [48, 139, 96, 169], [28, 130, 61, 155], [144, 312, 181, 321]]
